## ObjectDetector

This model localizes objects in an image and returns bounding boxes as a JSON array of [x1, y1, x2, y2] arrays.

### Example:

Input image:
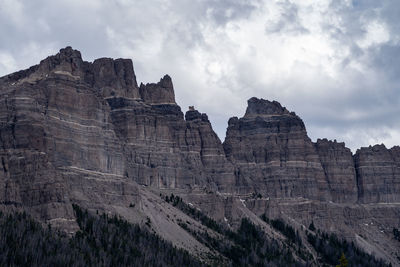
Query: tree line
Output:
[[0, 208, 204, 267]]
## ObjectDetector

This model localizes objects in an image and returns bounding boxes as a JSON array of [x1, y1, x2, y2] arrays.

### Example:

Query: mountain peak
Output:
[[58, 46, 83, 61], [245, 97, 290, 117], [139, 74, 176, 104], [37, 46, 84, 75]]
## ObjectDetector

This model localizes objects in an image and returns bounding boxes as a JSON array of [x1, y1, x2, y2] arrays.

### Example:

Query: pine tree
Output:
[[336, 252, 348, 267]]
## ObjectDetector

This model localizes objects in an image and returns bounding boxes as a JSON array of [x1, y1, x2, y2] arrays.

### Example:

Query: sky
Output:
[[0, 0, 399, 151]]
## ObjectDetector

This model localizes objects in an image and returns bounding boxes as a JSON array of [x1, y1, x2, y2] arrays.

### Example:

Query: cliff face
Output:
[[354, 144, 400, 203], [0, 47, 236, 227], [139, 75, 175, 104], [107, 96, 235, 191], [0, 47, 138, 230], [315, 139, 358, 203], [2, 46, 399, 206], [223, 98, 330, 200], [0, 47, 400, 264]]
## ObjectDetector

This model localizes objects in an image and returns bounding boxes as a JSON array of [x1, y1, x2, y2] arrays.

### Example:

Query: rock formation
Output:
[[0, 47, 236, 222], [0, 47, 399, 265], [0, 47, 136, 231], [139, 75, 175, 104], [315, 138, 358, 203], [223, 97, 330, 200], [355, 144, 400, 203]]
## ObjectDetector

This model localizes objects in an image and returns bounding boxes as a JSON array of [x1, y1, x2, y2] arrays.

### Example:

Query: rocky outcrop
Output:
[[37, 46, 86, 78], [139, 75, 175, 104], [0, 47, 137, 230], [0, 47, 238, 226], [223, 97, 330, 200], [183, 109, 235, 192], [107, 96, 235, 191], [91, 57, 140, 99], [1, 47, 399, 206], [354, 144, 400, 203], [8, 46, 141, 99], [315, 138, 358, 203], [244, 98, 291, 116], [0, 47, 400, 265]]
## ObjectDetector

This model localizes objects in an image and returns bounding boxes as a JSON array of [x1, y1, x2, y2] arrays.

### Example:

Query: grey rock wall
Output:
[[223, 97, 331, 200], [355, 144, 400, 203], [139, 75, 175, 104], [315, 138, 358, 203], [0, 48, 399, 260]]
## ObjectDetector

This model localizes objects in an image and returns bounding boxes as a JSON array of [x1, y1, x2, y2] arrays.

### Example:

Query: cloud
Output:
[[265, 0, 309, 34], [0, 51, 17, 74], [0, 0, 399, 151]]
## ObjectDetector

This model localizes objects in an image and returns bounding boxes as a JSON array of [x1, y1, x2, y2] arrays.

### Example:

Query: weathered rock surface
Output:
[[355, 144, 400, 203], [0, 47, 399, 265], [315, 138, 358, 203], [139, 75, 175, 104], [0, 47, 139, 232], [91, 57, 140, 99], [107, 96, 235, 192], [223, 97, 330, 200], [0, 46, 236, 223]]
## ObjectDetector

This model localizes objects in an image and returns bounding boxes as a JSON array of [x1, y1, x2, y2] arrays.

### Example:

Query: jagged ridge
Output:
[[0, 47, 399, 265]]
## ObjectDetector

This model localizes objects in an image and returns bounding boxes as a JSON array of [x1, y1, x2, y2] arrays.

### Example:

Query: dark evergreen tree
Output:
[[0, 209, 205, 267]]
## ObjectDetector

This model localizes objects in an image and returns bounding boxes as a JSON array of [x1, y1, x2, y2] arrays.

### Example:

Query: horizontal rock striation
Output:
[[0, 47, 236, 228], [1, 47, 400, 208], [223, 97, 331, 200], [0, 47, 399, 264], [315, 138, 358, 203], [354, 144, 400, 203], [107, 96, 235, 191], [0, 47, 139, 230]]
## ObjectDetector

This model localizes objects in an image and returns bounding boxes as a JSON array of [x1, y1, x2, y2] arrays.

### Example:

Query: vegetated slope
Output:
[[0, 207, 204, 267], [165, 194, 390, 267], [165, 194, 302, 266], [260, 215, 389, 267], [0, 202, 390, 267]]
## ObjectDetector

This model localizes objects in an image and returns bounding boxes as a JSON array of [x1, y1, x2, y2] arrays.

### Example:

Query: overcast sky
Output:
[[1, 0, 399, 151]]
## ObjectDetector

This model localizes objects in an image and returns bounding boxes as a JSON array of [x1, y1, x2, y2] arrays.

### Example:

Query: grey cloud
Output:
[[265, 0, 308, 34], [203, 0, 261, 25], [379, 0, 400, 36], [371, 44, 400, 82], [0, 0, 400, 151]]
